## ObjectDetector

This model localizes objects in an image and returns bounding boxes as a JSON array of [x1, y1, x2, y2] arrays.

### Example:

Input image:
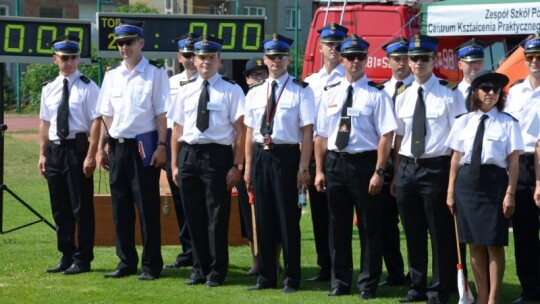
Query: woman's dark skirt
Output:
[[455, 164, 510, 246]]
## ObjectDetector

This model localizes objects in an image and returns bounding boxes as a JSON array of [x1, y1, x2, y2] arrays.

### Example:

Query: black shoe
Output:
[[104, 269, 137, 279], [427, 297, 445, 304], [512, 295, 540, 303], [305, 272, 331, 282], [45, 262, 71, 273], [360, 290, 375, 300], [245, 267, 259, 276], [184, 278, 205, 285], [138, 272, 159, 281], [205, 281, 221, 287], [327, 288, 350, 296], [247, 283, 273, 291], [379, 277, 406, 286], [164, 259, 192, 269], [282, 286, 297, 293], [63, 264, 90, 275], [399, 294, 428, 303]]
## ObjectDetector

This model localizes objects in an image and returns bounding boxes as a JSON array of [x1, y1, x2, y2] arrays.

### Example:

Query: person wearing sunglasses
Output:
[[455, 39, 486, 111], [377, 36, 413, 288], [504, 33, 540, 304], [97, 19, 169, 281], [392, 34, 466, 304], [244, 33, 314, 294], [447, 71, 521, 304], [303, 22, 348, 284], [314, 34, 396, 300], [39, 35, 100, 276], [163, 33, 198, 272], [168, 35, 246, 288]]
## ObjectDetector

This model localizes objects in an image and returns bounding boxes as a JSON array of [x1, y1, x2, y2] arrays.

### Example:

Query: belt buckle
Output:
[[413, 158, 420, 165], [339, 152, 348, 159], [53, 140, 61, 145], [118, 137, 125, 143]]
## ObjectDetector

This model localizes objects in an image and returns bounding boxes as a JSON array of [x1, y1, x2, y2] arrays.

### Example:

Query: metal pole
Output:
[[97, 0, 103, 86], [294, 1, 299, 78], [0, 62, 5, 232], [15, 0, 21, 113]]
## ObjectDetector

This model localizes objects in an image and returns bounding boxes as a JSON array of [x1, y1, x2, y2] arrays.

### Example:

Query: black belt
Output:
[[183, 142, 228, 150], [256, 143, 299, 151], [110, 137, 136, 144], [51, 139, 76, 146], [401, 155, 450, 165], [330, 150, 376, 159], [519, 154, 534, 165]]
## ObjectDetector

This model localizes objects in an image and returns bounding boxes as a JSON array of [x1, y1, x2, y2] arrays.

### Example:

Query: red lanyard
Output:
[[265, 76, 290, 125]]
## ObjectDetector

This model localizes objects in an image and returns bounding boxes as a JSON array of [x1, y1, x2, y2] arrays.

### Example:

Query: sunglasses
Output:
[[409, 56, 432, 63], [249, 72, 269, 79], [181, 53, 194, 59], [59, 55, 78, 62], [525, 54, 540, 62], [343, 53, 367, 61], [266, 54, 289, 61], [116, 38, 137, 47], [478, 84, 502, 94]]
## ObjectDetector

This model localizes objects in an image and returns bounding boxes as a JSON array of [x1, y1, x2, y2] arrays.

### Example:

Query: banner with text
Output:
[[422, 2, 540, 36]]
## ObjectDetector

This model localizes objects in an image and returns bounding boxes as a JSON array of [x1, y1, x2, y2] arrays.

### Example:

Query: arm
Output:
[[226, 117, 246, 191], [390, 135, 403, 196], [447, 151, 463, 215], [297, 124, 313, 189], [171, 122, 183, 187], [504, 150, 519, 218], [244, 127, 254, 190], [314, 136, 328, 192], [150, 113, 167, 168], [97, 116, 112, 171], [38, 120, 50, 178], [369, 131, 393, 196], [83, 118, 101, 178]]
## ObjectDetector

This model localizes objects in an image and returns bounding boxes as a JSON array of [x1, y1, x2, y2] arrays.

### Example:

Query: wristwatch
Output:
[[157, 141, 167, 147], [233, 163, 244, 171], [375, 167, 385, 176]]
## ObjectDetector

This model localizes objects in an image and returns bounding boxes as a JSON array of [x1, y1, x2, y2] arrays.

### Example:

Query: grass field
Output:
[[0, 130, 526, 303]]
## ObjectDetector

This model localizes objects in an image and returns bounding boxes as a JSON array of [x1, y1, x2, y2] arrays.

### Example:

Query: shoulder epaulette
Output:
[[368, 81, 385, 90], [42, 79, 53, 87], [439, 79, 458, 90], [510, 79, 525, 88], [502, 112, 519, 122], [249, 81, 264, 89], [324, 82, 341, 91], [455, 113, 467, 119], [79, 75, 90, 84], [180, 78, 196, 86], [221, 76, 236, 84], [106, 63, 120, 71], [149, 60, 163, 68], [293, 78, 309, 88], [396, 83, 412, 95]]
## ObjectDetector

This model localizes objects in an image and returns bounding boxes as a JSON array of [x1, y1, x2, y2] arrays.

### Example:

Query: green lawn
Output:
[[0, 132, 525, 303]]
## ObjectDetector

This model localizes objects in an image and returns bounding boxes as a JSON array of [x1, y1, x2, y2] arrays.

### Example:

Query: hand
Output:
[[503, 193, 515, 218], [297, 171, 310, 189], [244, 169, 252, 191], [150, 145, 166, 168], [447, 195, 455, 215], [534, 187, 540, 208], [226, 167, 241, 192], [97, 149, 109, 171], [368, 173, 383, 196], [390, 178, 397, 197], [37, 155, 47, 178], [172, 166, 179, 187], [314, 172, 326, 192], [83, 155, 96, 178]]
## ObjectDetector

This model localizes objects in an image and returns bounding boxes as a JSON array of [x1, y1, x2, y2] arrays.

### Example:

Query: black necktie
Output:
[[335, 85, 353, 150], [469, 114, 489, 182], [196, 80, 210, 132], [411, 86, 426, 158], [57, 78, 69, 139], [260, 80, 278, 135], [465, 86, 471, 111], [392, 81, 404, 103]]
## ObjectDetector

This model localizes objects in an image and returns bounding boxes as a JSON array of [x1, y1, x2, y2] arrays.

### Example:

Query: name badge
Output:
[[426, 109, 440, 118], [328, 104, 338, 108], [347, 108, 360, 117], [486, 133, 498, 141], [207, 102, 222, 111], [280, 100, 292, 108]]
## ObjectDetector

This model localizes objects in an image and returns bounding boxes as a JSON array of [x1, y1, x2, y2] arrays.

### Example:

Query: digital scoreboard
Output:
[[97, 12, 265, 59], [0, 16, 91, 64]]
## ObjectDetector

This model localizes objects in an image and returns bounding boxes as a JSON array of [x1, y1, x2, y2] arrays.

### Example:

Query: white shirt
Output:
[[39, 70, 100, 140], [244, 73, 315, 144], [382, 74, 414, 100], [168, 70, 198, 128], [505, 76, 540, 154], [446, 108, 523, 168], [305, 64, 345, 119], [97, 57, 169, 138], [167, 72, 245, 145], [395, 74, 466, 158], [317, 75, 397, 153]]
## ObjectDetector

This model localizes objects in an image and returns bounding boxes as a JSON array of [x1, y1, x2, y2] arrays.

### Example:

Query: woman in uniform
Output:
[[446, 71, 523, 304]]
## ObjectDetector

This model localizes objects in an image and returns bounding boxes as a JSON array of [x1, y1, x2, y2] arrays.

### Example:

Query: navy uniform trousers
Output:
[[252, 144, 301, 289], [514, 155, 540, 299], [178, 143, 233, 284], [46, 140, 94, 267], [325, 150, 383, 294], [165, 160, 193, 265], [108, 138, 163, 275], [395, 156, 456, 303]]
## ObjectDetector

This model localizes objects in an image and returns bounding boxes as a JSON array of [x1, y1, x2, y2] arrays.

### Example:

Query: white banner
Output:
[[425, 2, 540, 36]]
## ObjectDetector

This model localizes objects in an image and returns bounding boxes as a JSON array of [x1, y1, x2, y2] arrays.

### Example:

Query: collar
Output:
[[475, 107, 498, 120], [348, 75, 369, 92], [59, 70, 80, 85], [197, 72, 221, 87], [268, 72, 290, 87]]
